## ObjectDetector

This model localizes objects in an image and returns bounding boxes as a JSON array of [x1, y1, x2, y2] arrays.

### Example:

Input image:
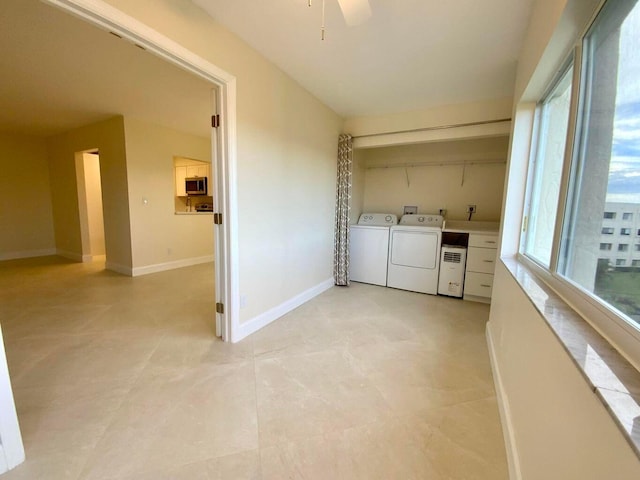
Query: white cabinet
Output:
[[175, 166, 187, 196], [186, 164, 208, 178], [464, 233, 498, 303]]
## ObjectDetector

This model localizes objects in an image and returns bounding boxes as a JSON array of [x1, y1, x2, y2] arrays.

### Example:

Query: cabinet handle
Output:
[[483, 260, 494, 263], [480, 284, 492, 288]]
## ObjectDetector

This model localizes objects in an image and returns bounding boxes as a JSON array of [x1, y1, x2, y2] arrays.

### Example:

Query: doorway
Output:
[[42, 1, 238, 335], [75, 150, 106, 262]]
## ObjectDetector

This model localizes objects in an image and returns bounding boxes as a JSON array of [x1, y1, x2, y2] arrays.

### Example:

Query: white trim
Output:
[[105, 261, 133, 276], [42, 0, 239, 343], [56, 249, 84, 262], [131, 256, 214, 277], [0, 327, 25, 473], [486, 323, 522, 480], [353, 121, 511, 149], [233, 278, 334, 343], [0, 248, 56, 261]]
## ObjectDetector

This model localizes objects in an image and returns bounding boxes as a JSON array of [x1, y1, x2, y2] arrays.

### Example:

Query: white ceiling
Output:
[[0, 0, 214, 138], [192, 0, 535, 117]]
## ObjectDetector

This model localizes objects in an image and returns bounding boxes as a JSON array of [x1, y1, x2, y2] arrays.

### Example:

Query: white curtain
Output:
[[334, 134, 353, 286]]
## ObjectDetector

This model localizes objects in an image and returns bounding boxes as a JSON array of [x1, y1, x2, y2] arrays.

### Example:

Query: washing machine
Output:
[[387, 214, 444, 294], [349, 213, 398, 286]]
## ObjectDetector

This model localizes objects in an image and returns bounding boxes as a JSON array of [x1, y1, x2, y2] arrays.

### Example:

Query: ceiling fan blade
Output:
[[336, 0, 372, 26]]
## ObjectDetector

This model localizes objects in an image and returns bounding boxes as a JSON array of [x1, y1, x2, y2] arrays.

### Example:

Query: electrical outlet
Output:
[[439, 208, 447, 217], [466, 204, 477, 214]]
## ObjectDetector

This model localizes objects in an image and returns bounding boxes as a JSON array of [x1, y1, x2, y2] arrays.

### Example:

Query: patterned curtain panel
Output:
[[334, 134, 353, 286]]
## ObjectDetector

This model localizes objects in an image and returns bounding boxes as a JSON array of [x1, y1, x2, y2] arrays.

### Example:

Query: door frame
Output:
[[43, 0, 239, 341]]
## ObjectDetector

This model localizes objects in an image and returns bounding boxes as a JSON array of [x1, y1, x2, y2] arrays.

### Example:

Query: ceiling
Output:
[[0, 0, 214, 138], [192, 0, 535, 117]]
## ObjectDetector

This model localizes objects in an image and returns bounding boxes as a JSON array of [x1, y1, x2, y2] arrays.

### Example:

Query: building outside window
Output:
[[523, 0, 640, 337], [557, 0, 640, 326]]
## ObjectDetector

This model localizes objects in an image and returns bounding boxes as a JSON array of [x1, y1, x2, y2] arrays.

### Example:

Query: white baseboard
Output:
[[486, 322, 522, 480], [105, 261, 133, 276], [56, 249, 84, 262], [131, 255, 214, 277], [0, 248, 56, 261], [233, 278, 334, 343]]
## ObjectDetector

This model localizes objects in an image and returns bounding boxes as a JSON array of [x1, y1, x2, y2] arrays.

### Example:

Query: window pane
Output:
[[524, 65, 574, 266], [560, 0, 640, 328]]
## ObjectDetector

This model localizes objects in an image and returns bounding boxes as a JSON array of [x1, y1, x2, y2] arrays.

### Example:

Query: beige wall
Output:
[[101, 0, 343, 322], [122, 117, 214, 272], [358, 137, 508, 221], [0, 132, 55, 259], [47, 116, 132, 271], [350, 148, 366, 224], [490, 0, 640, 476], [344, 97, 513, 137], [489, 264, 640, 479]]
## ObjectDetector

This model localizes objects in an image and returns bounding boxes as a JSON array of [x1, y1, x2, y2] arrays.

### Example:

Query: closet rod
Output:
[[366, 159, 506, 169], [351, 118, 512, 139]]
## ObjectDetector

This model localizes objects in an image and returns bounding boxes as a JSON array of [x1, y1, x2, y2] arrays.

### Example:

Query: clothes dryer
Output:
[[387, 214, 443, 294], [349, 213, 398, 286]]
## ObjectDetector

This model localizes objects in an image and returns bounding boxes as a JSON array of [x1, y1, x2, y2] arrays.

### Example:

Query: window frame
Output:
[[521, 55, 576, 268], [518, 0, 640, 368]]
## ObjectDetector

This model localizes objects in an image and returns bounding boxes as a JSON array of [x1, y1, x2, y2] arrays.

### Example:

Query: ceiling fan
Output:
[[308, 0, 372, 39]]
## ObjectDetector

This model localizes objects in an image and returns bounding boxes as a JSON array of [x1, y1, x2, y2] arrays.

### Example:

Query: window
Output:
[[602, 227, 614, 234], [522, 63, 574, 266], [604, 211, 616, 219], [635, 244, 640, 251], [633, 260, 640, 266], [558, 0, 640, 329], [618, 244, 629, 252], [600, 243, 613, 250], [623, 212, 633, 220]]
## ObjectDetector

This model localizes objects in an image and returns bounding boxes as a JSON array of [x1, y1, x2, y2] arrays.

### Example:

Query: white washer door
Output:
[[349, 226, 390, 286], [390, 230, 439, 269]]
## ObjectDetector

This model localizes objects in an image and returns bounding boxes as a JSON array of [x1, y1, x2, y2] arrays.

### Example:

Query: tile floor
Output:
[[0, 256, 507, 479]]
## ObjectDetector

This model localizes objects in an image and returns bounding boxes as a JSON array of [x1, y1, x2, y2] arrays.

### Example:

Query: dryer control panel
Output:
[[399, 214, 444, 228], [357, 213, 398, 226]]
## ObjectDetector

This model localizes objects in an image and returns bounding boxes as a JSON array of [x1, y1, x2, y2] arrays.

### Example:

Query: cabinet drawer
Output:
[[466, 247, 497, 274], [468, 234, 498, 248], [464, 272, 494, 298]]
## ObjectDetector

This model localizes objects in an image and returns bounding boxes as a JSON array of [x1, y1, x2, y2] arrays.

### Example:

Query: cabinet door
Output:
[[175, 166, 187, 196], [468, 234, 499, 248], [466, 247, 497, 274], [186, 164, 209, 178], [464, 272, 494, 297]]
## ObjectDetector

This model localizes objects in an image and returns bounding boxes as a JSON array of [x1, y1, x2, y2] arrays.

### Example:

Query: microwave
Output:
[[185, 177, 207, 195]]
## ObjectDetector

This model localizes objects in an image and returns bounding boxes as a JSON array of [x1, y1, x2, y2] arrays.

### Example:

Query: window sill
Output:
[[501, 256, 640, 459]]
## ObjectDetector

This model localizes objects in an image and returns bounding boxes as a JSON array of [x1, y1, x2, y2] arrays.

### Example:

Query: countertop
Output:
[[175, 211, 213, 215], [442, 220, 499, 235]]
